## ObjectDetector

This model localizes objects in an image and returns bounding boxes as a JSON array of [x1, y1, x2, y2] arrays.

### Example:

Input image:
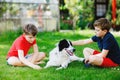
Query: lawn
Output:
[[0, 30, 120, 80]]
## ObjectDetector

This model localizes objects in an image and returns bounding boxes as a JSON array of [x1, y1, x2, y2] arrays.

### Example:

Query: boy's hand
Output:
[[85, 59, 89, 64], [32, 65, 42, 70]]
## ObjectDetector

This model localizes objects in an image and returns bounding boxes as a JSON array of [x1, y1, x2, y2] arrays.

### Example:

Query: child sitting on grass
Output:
[[72, 18, 120, 67], [6, 24, 46, 69]]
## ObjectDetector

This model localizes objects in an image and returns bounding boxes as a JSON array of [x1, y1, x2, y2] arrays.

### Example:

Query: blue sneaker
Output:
[[84, 63, 91, 68]]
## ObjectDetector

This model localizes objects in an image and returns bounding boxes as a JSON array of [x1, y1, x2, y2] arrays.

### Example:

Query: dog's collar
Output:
[[65, 49, 73, 56]]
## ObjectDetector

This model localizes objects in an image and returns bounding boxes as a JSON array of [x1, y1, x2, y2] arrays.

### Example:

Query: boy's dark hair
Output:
[[23, 24, 38, 36], [94, 18, 111, 31]]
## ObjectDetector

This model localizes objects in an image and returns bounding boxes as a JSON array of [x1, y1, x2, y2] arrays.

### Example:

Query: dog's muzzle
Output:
[[65, 49, 74, 56]]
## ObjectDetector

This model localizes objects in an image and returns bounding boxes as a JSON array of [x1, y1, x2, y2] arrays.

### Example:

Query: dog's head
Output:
[[58, 39, 75, 56]]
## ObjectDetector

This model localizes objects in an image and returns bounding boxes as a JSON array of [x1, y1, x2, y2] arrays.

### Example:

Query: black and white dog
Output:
[[44, 39, 84, 70]]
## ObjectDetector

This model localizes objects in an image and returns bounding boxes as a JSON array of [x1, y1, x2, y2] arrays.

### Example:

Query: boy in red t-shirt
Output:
[[6, 24, 46, 69]]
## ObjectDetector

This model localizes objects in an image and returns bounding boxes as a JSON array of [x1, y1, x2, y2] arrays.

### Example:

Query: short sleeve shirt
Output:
[[92, 32, 120, 64], [6, 34, 36, 59]]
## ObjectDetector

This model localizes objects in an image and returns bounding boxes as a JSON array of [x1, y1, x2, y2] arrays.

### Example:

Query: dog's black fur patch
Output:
[[58, 39, 69, 51], [58, 39, 75, 52]]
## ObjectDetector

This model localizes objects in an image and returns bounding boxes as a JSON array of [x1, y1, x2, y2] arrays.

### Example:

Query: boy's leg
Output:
[[88, 55, 103, 66], [27, 52, 46, 64], [36, 52, 46, 61], [83, 47, 95, 61], [7, 57, 25, 66], [88, 55, 119, 67], [83, 47, 103, 66]]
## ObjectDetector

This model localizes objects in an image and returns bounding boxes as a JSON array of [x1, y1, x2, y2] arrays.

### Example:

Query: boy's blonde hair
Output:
[[23, 24, 38, 36], [94, 18, 111, 31]]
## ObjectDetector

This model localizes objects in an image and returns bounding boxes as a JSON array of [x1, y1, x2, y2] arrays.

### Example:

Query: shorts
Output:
[[25, 54, 32, 59], [93, 50, 119, 67], [7, 54, 32, 66]]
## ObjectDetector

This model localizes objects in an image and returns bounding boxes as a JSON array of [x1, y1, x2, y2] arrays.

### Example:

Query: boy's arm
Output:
[[72, 38, 93, 46], [95, 49, 109, 58], [30, 44, 39, 63], [18, 50, 41, 69]]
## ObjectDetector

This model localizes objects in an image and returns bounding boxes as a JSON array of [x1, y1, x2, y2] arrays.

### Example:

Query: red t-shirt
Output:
[[6, 34, 36, 59]]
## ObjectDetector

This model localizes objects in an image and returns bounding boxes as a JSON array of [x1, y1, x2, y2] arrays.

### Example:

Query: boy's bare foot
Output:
[[35, 61, 45, 65], [33, 65, 42, 70]]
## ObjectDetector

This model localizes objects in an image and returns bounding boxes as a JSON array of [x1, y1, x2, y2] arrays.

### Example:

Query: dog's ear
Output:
[[58, 39, 67, 51], [69, 40, 73, 46]]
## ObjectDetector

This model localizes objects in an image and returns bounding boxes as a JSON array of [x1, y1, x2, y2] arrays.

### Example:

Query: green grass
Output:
[[0, 30, 120, 80]]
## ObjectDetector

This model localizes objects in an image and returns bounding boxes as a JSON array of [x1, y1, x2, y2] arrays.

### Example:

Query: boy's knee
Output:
[[83, 47, 91, 54], [39, 52, 46, 58], [7, 58, 13, 65], [7, 57, 18, 65]]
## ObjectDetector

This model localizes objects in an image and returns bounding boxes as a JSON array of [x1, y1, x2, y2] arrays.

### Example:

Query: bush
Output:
[[60, 20, 73, 30]]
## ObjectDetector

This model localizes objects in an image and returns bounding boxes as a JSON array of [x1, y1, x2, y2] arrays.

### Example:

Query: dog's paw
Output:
[[44, 66, 47, 69], [56, 67, 63, 70], [78, 58, 85, 62], [44, 65, 49, 69]]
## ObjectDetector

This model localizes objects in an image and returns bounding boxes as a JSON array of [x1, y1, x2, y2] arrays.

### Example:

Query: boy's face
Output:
[[94, 27, 107, 38], [24, 34, 36, 43]]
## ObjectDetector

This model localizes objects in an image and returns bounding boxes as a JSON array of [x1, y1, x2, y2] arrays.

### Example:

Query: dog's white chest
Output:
[[49, 47, 69, 64]]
